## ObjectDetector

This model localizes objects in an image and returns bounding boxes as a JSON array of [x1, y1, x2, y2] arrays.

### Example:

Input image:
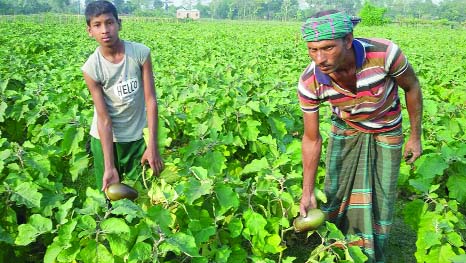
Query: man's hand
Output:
[[102, 167, 120, 191], [141, 145, 164, 175], [300, 192, 317, 218], [404, 136, 422, 164]]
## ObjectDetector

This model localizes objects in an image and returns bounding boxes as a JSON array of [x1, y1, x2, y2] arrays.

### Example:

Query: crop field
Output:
[[0, 18, 465, 262]]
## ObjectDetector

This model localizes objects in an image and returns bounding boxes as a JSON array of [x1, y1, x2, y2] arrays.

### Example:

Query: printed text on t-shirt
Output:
[[114, 77, 138, 99]]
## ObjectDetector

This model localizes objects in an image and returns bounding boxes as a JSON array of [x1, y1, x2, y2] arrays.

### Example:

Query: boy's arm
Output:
[[83, 72, 119, 191], [300, 111, 322, 217], [140, 52, 164, 174]]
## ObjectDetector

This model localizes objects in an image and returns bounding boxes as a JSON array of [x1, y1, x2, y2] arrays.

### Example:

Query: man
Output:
[[297, 10, 423, 262]]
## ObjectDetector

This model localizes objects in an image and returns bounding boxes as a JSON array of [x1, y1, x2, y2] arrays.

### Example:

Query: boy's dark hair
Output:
[[85, 0, 119, 26]]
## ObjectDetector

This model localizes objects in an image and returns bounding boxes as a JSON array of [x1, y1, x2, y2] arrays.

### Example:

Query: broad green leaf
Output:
[[215, 184, 239, 214], [15, 224, 39, 246], [57, 220, 78, 244], [451, 254, 466, 263], [215, 246, 232, 263], [69, 152, 89, 182], [61, 126, 84, 155], [197, 150, 226, 175], [348, 246, 369, 263], [0, 225, 14, 244], [79, 240, 114, 263], [194, 226, 216, 244], [241, 157, 269, 175], [107, 234, 130, 257], [446, 173, 466, 203], [417, 230, 442, 249], [101, 218, 130, 235], [166, 232, 200, 257], [240, 119, 260, 141], [0, 149, 11, 173], [24, 150, 51, 176], [403, 199, 425, 231], [128, 242, 152, 263], [55, 196, 76, 225], [77, 215, 97, 238], [11, 181, 42, 208], [227, 217, 243, 238], [264, 234, 284, 253], [243, 210, 267, 236], [415, 154, 449, 179], [190, 166, 208, 180], [146, 205, 173, 234], [446, 232, 463, 248], [57, 242, 80, 263], [44, 242, 64, 263], [184, 177, 213, 205], [110, 199, 145, 223]]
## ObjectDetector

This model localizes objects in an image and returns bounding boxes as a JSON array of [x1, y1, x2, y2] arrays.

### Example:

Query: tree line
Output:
[[0, 0, 465, 22]]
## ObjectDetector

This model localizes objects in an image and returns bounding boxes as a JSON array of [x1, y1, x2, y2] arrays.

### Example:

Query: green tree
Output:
[[359, 1, 388, 26]]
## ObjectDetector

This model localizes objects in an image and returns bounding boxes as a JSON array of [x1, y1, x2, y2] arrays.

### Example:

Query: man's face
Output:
[[306, 36, 352, 74], [87, 13, 121, 47]]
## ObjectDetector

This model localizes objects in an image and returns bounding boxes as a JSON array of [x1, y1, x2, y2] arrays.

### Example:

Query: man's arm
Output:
[[300, 111, 322, 217], [396, 63, 423, 164], [83, 72, 119, 191], [140, 53, 164, 174]]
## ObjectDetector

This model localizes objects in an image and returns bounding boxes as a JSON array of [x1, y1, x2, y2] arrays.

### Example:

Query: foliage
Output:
[[0, 20, 465, 262], [358, 1, 388, 26]]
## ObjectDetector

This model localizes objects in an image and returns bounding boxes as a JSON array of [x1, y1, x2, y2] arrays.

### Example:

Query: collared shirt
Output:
[[297, 38, 409, 133]]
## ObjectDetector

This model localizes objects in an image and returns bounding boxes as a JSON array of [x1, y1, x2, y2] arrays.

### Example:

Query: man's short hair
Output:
[[85, 0, 119, 26]]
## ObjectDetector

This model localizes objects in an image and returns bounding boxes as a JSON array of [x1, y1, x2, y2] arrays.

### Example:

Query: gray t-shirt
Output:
[[82, 41, 150, 142]]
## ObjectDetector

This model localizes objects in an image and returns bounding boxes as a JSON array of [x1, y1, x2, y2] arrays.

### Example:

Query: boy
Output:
[[82, 0, 163, 192]]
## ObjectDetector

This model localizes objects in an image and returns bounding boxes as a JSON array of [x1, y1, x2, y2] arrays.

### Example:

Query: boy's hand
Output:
[[141, 146, 164, 175], [102, 168, 120, 191]]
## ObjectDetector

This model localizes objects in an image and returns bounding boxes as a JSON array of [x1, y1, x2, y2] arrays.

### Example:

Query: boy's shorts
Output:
[[90, 137, 146, 190]]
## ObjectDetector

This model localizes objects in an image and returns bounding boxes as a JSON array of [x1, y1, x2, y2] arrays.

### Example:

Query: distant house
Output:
[[176, 9, 200, 20]]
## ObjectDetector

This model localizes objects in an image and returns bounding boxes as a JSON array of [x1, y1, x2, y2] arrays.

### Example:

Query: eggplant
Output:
[[105, 183, 138, 201], [293, 208, 325, 233]]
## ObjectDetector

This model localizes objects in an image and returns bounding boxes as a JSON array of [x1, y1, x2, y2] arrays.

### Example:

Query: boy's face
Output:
[[87, 13, 121, 47]]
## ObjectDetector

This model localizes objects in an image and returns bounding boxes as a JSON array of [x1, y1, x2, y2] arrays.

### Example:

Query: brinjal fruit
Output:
[[105, 183, 138, 201], [293, 208, 325, 233]]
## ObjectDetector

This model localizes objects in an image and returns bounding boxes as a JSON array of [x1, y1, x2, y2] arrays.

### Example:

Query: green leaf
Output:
[[101, 218, 130, 235], [446, 232, 463, 248], [69, 152, 89, 182], [197, 150, 226, 175], [146, 205, 173, 234], [228, 217, 243, 238], [61, 126, 84, 155], [0, 225, 14, 244], [16, 224, 40, 246], [215, 184, 239, 215], [403, 199, 425, 231], [11, 181, 42, 208], [215, 246, 232, 263], [107, 234, 130, 257], [55, 196, 76, 225], [24, 150, 51, 176], [243, 210, 267, 236], [57, 242, 80, 263], [240, 119, 260, 141], [79, 240, 114, 263], [415, 154, 449, 179], [184, 177, 213, 205], [446, 173, 466, 203], [166, 232, 200, 257], [451, 254, 466, 263], [15, 214, 52, 246], [128, 242, 152, 263], [241, 157, 269, 175], [44, 242, 64, 263], [348, 246, 369, 263], [110, 199, 145, 223], [417, 231, 442, 249]]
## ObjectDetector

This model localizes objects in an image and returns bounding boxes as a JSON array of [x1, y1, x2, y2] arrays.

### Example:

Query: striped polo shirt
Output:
[[297, 38, 409, 133]]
